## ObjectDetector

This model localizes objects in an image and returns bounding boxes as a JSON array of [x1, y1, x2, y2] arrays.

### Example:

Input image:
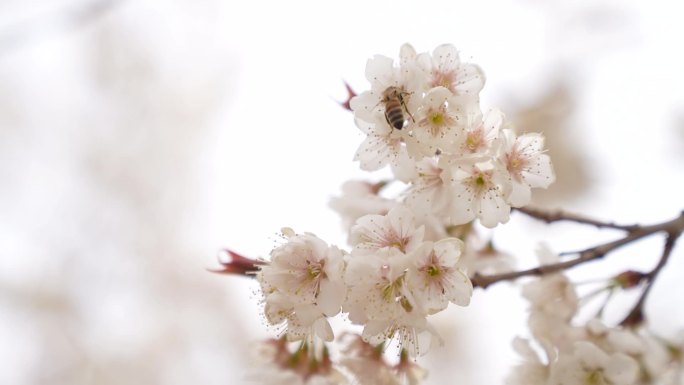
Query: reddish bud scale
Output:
[[340, 81, 357, 111], [209, 249, 264, 276], [613, 270, 646, 289]]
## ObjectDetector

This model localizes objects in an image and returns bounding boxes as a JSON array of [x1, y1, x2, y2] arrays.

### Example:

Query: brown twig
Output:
[[514, 206, 640, 232], [472, 210, 684, 289], [620, 231, 682, 326]]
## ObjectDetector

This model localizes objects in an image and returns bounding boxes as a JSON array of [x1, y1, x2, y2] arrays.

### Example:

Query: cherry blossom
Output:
[[350, 205, 425, 255], [416, 43, 485, 98], [411, 86, 465, 157], [329, 180, 395, 233], [446, 158, 512, 228], [500, 129, 556, 207], [405, 238, 472, 313], [246, 338, 349, 385], [403, 157, 452, 218], [548, 341, 639, 385], [257, 230, 346, 342], [453, 107, 504, 157]]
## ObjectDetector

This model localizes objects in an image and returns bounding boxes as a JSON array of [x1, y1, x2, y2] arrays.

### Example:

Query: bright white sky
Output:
[[1, 0, 683, 384]]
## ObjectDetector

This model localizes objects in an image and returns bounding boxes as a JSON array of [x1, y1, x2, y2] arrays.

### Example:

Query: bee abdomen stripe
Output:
[[387, 109, 403, 120], [387, 114, 404, 129]]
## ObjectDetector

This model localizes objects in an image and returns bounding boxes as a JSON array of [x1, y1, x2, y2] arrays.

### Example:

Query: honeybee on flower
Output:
[[380, 86, 414, 130]]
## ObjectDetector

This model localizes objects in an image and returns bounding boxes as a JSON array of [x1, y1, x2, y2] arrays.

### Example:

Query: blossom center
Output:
[[465, 129, 484, 152], [307, 263, 323, 280], [419, 105, 454, 138], [585, 370, 608, 385], [468, 169, 493, 192], [381, 276, 413, 312], [430, 113, 444, 125], [506, 147, 528, 175], [431, 71, 457, 93], [426, 265, 441, 277], [293, 258, 325, 297], [383, 230, 410, 252]]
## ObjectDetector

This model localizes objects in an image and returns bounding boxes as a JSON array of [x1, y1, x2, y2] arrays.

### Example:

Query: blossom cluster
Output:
[[506, 246, 684, 385], [241, 43, 560, 385], [257, 206, 472, 356], [246, 44, 559, 384], [246, 334, 427, 385], [350, 43, 554, 228]]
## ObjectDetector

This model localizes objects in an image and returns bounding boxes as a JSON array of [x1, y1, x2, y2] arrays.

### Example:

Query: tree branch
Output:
[[620, 230, 682, 326], [514, 206, 640, 231], [472, 210, 684, 289]]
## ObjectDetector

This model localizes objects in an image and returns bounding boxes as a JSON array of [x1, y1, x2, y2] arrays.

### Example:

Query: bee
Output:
[[381, 86, 414, 130]]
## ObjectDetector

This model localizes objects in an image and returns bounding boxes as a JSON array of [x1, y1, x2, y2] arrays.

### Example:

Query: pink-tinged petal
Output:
[[433, 238, 464, 266], [352, 116, 374, 135], [431, 182, 454, 213], [317, 279, 345, 317], [399, 43, 417, 63], [264, 292, 292, 324], [548, 357, 584, 385], [454, 63, 485, 96], [365, 55, 396, 87], [408, 227, 426, 253], [508, 179, 532, 207], [308, 234, 330, 259], [362, 320, 389, 345], [410, 241, 434, 265], [575, 341, 609, 368], [424, 86, 452, 107], [518, 132, 545, 153], [477, 188, 510, 228], [387, 206, 415, 238], [383, 247, 415, 280], [353, 134, 393, 171], [350, 91, 381, 122], [432, 44, 461, 72], [351, 205, 424, 254], [491, 164, 513, 196], [294, 303, 322, 324], [512, 337, 540, 361], [390, 149, 419, 182], [323, 246, 345, 281], [415, 52, 433, 76], [482, 108, 504, 135], [414, 326, 438, 357], [444, 269, 472, 306], [449, 184, 476, 226], [604, 353, 639, 385], [349, 213, 386, 251], [524, 153, 555, 189], [312, 317, 334, 342]]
